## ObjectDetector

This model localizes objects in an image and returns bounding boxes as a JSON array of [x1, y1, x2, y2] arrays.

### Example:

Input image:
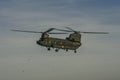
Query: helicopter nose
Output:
[[36, 40, 40, 45]]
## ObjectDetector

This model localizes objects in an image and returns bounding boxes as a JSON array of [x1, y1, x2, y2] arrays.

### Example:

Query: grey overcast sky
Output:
[[0, 0, 120, 80]]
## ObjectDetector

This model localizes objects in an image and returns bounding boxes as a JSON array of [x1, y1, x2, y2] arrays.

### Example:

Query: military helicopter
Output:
[[11, 27, 109, 53]]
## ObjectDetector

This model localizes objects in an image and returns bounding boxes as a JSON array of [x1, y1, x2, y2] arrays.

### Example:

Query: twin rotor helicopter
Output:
[[12, 27, 109, 53]]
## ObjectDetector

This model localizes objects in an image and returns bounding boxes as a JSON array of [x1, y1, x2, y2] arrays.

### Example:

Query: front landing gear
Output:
[[66, 49, 68, 52], [55, 49, 59, 52]]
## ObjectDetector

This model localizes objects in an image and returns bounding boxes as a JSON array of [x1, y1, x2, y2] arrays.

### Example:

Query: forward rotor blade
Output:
[[54, 28, 72, 32], [44, 28, 55, 33], [48, 32, 68, 34], [11, 29, 43, 33], [11, 29, 68, 34], [55, 27, 78, 33]]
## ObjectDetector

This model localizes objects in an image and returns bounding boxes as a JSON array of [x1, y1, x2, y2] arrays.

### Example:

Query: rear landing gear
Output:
[[47, 47, 50, 51], [74, 50, 77, 53]]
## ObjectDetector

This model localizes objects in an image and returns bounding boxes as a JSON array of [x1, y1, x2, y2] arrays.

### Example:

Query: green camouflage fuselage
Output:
[[37, 37, 81, 50], [37, 33, 81, 50]]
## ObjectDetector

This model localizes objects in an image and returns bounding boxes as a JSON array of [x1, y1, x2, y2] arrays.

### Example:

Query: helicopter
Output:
[[11, 27, 109, 53]]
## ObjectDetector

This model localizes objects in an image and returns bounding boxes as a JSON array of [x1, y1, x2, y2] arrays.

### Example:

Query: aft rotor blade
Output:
[[55, 28, 109, 34], [65, 27, 76, 32], [11, 29, 43, 33], [64, 27, 109, 34], [80, 31, 109, 34]]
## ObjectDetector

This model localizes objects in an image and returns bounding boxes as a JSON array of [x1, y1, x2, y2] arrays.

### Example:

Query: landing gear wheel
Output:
[[55, 49, 59, 52], [74, 50, 77, 53], [66, 49, 68, 52], [48, 47, 50, 51]]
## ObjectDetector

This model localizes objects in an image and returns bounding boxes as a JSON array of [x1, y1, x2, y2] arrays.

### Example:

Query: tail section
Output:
[[66, 33, 81, 42]]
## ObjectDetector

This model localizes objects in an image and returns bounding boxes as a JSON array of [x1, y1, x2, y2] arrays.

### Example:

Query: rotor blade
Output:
[[55, 28, 109, 34], [54, 28, 72, 32], [48, 32, 68, 34], [64, 27, 109, 34], [11, 29, 68, 34], [44, 28, 55, 33], [55, 27, 78, 33], [11, 29, 43, 33], [65, 27, 76, 32], [80, 31, 109, 34]]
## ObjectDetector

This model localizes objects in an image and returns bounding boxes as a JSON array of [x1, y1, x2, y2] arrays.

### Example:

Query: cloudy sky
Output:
[[0, 0, 120, 80]]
